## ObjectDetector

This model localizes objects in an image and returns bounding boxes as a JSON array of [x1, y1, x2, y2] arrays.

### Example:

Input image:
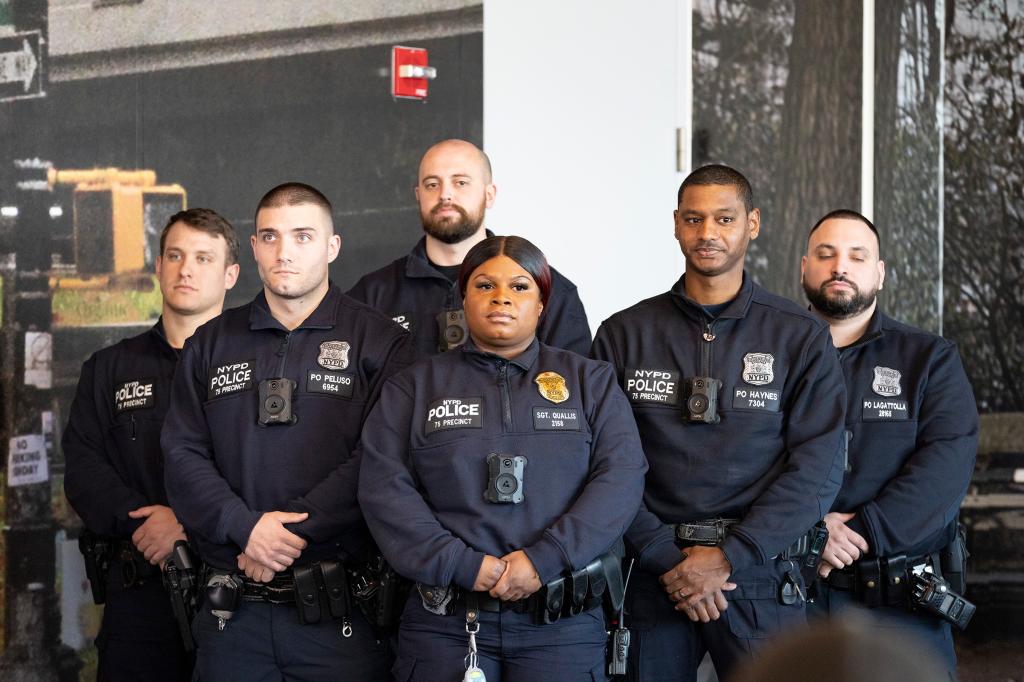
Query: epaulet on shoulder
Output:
[[750, 288, 827, 329], [879, 314, 952, 347]]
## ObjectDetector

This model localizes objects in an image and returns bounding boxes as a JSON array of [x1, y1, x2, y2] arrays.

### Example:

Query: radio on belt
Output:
[[258, 377, 297, 426]]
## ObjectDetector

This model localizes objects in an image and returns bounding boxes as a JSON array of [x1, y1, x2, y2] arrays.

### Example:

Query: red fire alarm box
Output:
[[391, 46, 436, 101]]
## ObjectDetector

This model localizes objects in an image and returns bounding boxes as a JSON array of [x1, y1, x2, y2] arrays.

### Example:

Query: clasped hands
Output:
[[473, 550, 541, 601], [659, 545, 736, 622], [236, 511, 309, 583]]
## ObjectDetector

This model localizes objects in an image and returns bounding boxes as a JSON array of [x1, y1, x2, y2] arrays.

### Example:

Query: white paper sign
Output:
[[7, 434, 49, 486], [24, 331, 52, 389]]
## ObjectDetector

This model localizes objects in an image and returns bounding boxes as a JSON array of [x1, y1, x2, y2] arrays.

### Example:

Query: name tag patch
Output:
[[732, 387, 781, 412], [114, 379, 155, 412], [208, 360, 255, 400], [533, 407, 581, 431], [862, 399, 908, 421], [624, 368, 680, 405], [307, 370, 354, 398], [425, 397, 482, 435], [392, 312, 414, 333]]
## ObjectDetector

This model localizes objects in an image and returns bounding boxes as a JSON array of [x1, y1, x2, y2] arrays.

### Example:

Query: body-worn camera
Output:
[[436, 309, 468, 352], [484, 453, 527, 504], [258, 377, 297, 426], [912, 570, 975, 630], [683, 376, 721, 424]]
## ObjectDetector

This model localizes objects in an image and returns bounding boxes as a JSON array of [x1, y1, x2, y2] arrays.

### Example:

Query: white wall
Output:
[[484, 0, 685, 333]]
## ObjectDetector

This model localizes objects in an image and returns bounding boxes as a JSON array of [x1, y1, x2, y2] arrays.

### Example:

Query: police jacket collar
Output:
[[460, 336, 540, 373], [669, 271, 754, 321], [248, 283, 342, 332], [836, 307, 885, 352], [404, 230, 495, 281], [151, 316, 181, 356]]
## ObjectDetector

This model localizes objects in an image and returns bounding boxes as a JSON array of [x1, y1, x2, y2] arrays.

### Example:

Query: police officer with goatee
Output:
[[592, 164, 847, 681]]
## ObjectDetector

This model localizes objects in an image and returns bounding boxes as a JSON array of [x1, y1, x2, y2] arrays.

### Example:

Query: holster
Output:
[[941, 522, 969, 594], [78, 530, 111, 605], [162, 540, 199, 653]]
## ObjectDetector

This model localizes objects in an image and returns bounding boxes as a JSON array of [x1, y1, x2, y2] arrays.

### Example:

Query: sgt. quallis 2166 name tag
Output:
[[424, 397, 483, 435]]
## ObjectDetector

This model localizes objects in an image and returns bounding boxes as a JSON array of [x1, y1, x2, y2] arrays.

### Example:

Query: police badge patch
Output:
[[317, 341, 350, 370], [535, 371, 569, 404], [742, 353, 775, 386], [872, 366, 902, 396]]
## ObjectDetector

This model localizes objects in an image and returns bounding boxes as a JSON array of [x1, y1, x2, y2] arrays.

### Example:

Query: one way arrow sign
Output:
[[0, 31, 44, 102]]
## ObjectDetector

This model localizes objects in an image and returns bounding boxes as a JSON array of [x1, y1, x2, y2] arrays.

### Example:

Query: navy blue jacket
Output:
[[357, 339, 647, 588], [834, 309, 978, 558], [162, 285, 415, 570], [64, 321, 178, 539], [347, 235, 592, 358], [592, 274, 846, 575]]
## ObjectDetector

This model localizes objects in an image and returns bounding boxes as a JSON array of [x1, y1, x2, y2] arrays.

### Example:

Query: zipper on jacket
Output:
[[129, 414, 137, 441], [701, 318, 716, 377], [497, 360, 513, 432], [276, 331, 292, 376]]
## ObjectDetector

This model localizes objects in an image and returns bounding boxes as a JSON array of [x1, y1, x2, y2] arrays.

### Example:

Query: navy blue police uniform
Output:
[[347, 234, 592, 357], [591, 273, 847, 682], [161, 284, 415, 681], [809, 309, 978, 678], [358, 338, 648, 681], [63, 320, 192, 681]]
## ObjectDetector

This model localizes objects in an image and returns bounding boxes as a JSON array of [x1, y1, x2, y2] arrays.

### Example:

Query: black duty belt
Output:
[[673, 519, 821, 561], [418, 547, 625, 625], [673, 518, 739, 546], [239, 574, 297, 605], [826, 554, 930, 607]]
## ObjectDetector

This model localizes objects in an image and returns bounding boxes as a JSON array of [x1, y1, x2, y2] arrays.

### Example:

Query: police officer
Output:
[[63, 208, 240, 681], [801, 209, 978, 678], [358, 235, 647, 681], [347, 139, 592, 357], [162, 183, 415, 680], [591, 165, 847, 681]]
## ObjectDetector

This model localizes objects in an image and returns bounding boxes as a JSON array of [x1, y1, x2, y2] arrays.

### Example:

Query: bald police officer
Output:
[[802, 209, 978, 679], [347, 138, 592, 357], [64, 208, 240, 681], [592, 164, 847, 681]]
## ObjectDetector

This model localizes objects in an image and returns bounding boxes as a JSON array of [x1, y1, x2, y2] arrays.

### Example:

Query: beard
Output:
[[420, 199, 485, 244], [803, 275, 877, 319]]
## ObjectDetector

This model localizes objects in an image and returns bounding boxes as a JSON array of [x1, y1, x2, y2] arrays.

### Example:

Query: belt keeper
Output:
[[855, 559, 883, 608], [293, 565, 322, 624], [884, 555, 909, 607], [568, 568, 588, 616], [542, 578, 564, 624]]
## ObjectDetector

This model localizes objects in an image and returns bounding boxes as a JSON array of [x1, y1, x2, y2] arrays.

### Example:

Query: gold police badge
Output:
[[535, 371, 569, 403]]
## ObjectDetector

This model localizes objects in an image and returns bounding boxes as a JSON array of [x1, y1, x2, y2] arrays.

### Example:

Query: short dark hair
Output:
[[808, 209, 881, 252], [677, 164, 754, 213], [160, 207, 239, 265], [458, 236, 553, 308], [255, 182, 334, 233]]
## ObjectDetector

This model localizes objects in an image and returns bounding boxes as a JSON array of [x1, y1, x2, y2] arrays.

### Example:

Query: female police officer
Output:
[[358, 236, 647, 681]]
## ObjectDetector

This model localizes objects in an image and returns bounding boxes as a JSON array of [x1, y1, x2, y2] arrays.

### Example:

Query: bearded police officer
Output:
[[801, 210, 978, 678], [64, 208, 240, 681], [162, 183, 415, 679], [347, 139, 592, 357], [592, 165, 847, 681]]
